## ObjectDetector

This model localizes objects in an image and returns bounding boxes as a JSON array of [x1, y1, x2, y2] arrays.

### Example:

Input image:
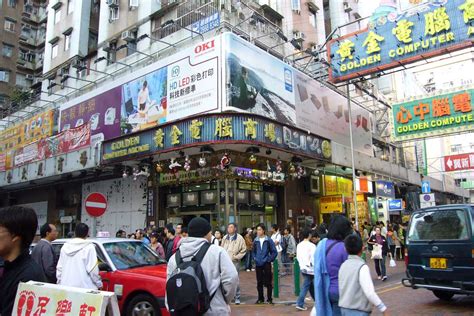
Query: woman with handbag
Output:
[[368, 227, 389, 281]]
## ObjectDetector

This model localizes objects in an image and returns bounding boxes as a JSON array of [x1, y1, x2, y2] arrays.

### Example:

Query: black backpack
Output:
[[166, 242, 216, 316]]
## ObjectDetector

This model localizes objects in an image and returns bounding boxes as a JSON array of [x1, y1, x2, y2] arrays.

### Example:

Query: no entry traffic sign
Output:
[[84, 193, 107, 217]]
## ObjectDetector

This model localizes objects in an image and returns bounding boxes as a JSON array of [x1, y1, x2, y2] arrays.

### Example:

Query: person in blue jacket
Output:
[[252, 223, 278, 304]]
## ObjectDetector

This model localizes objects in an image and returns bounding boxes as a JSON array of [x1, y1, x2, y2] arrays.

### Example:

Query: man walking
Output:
[[164, 223, 176, 261], [166, 217, 238, 315], [295, 229, 316, 311], [271, 224, 283, 267], [0, 206, 46, 316], [31, 223, 59, 283], [221, 223, 247, 305], [56, 223, 102, 289], [252, 223, 278, 304]]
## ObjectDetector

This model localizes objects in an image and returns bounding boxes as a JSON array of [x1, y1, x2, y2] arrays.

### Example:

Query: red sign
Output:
[[444, 153, 474, 172], [85, 193, 107, 217]]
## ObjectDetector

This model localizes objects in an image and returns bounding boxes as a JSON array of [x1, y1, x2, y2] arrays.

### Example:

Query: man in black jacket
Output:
[[0, 206, 46, 315], [31, 223, 58, 283], [164, 224, 176, 262]]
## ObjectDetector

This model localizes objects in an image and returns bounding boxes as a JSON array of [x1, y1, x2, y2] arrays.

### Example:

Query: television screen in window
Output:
[[236, 190, 248, 204], [265, 192, 277, 206], [201, 190, 217, 204], [250, 191, 264, 205], [183, 192, 199, 206], [167, 194, 181, 208]]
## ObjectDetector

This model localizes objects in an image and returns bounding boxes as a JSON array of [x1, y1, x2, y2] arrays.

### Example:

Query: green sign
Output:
[[391, 88, 474, 141], [461, 180, 474, 189]]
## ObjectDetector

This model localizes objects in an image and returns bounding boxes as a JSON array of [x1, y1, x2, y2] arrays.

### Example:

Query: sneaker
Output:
[[246, 269, 251, 272], [251, 268, 255, 271], [255, 300, 264, 304], [266, 300, 273, 305], [296, 305, 308, 311], [377, 276, 381, 280], [382, 276, 388, 281], [305, 297, 312, 301], [235, 299, 241, 305]]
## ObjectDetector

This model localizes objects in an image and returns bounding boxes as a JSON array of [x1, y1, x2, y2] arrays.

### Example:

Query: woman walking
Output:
[[244, 228, 254, 271], [314, 215, 353, 316], [150, 231, 165, 260], [368, 227, 389, 281]]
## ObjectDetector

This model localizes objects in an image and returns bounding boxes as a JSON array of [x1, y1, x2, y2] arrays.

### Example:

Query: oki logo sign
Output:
[[194, 40, 215, 54]]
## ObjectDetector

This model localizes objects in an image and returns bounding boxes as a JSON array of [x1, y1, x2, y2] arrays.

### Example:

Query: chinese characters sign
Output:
[[323, 175, 353, 196], [102, 114, 332, 163], [391, 88, 473, 141], [13, 281, 119, 316], [328, 0, 474, 82], [444, 152, 474, 171]]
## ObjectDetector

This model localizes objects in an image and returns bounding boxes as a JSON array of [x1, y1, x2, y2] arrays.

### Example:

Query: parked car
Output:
[[52, 238, 168, 316], [402, 204, 474, 301]]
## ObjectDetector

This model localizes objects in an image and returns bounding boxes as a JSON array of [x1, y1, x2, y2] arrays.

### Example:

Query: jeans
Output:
[[244, 251, 253, 270], [341, 308, 371, 316], [374, 256, 387, 277], [296, 273, 314, 307], [281, 251, 292, 273], [233, 261, 241, 300], [256, 262, 273, 301], [329, 292, 342, 316]]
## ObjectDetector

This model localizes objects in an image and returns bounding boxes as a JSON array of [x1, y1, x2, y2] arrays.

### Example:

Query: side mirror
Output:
[[98, 262, 112, 272]]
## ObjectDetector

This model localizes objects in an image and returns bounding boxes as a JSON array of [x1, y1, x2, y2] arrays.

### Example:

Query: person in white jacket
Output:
[[295, 228, 316, 311], [56, 223, 102, 290]]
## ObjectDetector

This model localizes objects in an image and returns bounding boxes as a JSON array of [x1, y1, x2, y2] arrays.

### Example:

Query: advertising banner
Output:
[[0, 153, 5, 172], [14, 123, 91, 166], [102, 113, 332, 163], [320, 196, 344, 213], [391, 88, 474, 141], [13, 281, 119, 316], [223, 33, 373, 156], [60, 37, 221, 140], [376, 180, 396, 199], [388, 199, 403, 211], [328, 0, 474, 82], [323, 175, 353, 196], [444, 152, 474, 171]]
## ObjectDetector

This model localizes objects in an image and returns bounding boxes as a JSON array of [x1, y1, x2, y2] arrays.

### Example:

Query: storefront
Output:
[[100, 113, 332, 232]]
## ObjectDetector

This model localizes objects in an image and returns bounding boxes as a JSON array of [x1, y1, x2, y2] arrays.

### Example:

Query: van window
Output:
[[408, 209, 469, 241]]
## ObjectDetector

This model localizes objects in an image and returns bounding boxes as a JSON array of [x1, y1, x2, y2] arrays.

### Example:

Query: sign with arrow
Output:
[[444, 153, 474, 172], [421, 180, 431, 194]]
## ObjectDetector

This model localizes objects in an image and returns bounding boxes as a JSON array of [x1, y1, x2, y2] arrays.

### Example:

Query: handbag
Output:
[[371, 244, 382, 260]]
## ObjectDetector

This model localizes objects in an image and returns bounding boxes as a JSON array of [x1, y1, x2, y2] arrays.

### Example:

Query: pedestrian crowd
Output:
[[0, 203, 407, 316]]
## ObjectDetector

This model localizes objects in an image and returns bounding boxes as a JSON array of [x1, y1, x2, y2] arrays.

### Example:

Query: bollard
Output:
[[294, 257, 300, 297], [273, 259, 279, 298]]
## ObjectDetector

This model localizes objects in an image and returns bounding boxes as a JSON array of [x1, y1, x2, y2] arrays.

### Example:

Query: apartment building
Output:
[[0, 0, 48, 111]]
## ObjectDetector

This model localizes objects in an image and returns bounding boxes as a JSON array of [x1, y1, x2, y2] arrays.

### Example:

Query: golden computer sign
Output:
[[328, 0, 474, 83]]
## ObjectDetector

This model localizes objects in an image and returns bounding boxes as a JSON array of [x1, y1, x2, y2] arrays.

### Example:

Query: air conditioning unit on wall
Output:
[[121, 30, 136, 42]]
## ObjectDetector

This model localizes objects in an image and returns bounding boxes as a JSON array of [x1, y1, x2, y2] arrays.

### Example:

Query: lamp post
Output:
[[347, 82, 359, 227]]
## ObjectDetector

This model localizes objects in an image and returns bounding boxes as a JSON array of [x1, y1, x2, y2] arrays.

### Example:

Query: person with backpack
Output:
[[252, 223, 278, 304], [166, 217, 238, 316]]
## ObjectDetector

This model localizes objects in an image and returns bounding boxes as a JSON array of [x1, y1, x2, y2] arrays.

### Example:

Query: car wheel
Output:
[[432, 290, 454, 301], [125, 294, 161, 316]]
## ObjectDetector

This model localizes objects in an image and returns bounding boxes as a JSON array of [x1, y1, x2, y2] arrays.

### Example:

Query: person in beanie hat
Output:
[[166, 217, 238, 315]]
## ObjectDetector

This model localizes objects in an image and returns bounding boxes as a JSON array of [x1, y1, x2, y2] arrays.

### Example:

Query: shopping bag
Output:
[[371, 244, 382, 260], [389, 256, 397, 267]]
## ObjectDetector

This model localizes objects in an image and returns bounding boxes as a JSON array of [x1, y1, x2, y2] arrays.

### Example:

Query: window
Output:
[[54, 9, 61, 24], [0, 70, 10, 82], [16, 74, 27, 87], [291, 0, 301, 12], [451, 144, 462, 153], [8, 0, 15, 8], [67, 0, 73, 14], [52, 43, 58, 59], [64, 34, 71, 51], [4, 19, 15, 32], [408, 209, 469, 241], [2, 44, 13, 58], [109, 7, 119, 21], [309, 13, 316, 28]]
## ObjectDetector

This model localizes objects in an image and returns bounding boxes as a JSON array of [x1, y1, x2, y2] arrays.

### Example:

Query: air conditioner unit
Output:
[[107, 0, 119, 7], [26, 74, 34, 80], [129, 0, 139, 9], [343, 1, 352, 13], [59, 67, 69, 76], [71, 58, 83, 69], [293, 31, 304, 40], [121, 30, 136, 42]]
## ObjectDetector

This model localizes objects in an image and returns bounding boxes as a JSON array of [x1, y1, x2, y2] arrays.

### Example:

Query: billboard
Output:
[[376, 180, 396, 198], [444, 152, 474, 171], [59, 37, 221, 140], [328, 0, 474, 83], [391, 88, 474, 141], [223, 33, 373, 156]]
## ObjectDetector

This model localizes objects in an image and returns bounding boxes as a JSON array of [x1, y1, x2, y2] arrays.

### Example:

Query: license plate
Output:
[[429, 258, 447, 269]]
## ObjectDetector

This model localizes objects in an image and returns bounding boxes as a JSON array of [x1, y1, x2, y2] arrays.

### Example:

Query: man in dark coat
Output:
[[31, 223, 59, 283]]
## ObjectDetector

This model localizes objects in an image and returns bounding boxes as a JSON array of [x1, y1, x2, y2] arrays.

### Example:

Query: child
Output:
[[252, 223, 278, 304], [338, 235, 389, 316]]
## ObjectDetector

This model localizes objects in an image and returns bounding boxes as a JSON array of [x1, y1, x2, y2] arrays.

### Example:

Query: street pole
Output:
[[347, 83, 359, 228]]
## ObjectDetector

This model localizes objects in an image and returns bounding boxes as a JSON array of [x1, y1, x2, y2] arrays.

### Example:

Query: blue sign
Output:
[[375, 180, 396, 199], [421, 180, 431, 194], [388, 199, 403, 211], [192, 13, 220, 34], [102, 114, 332, 163], [328, 0, 474, 82]]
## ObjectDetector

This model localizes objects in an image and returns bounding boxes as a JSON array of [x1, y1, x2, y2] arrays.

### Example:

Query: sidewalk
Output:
[[232, 256, 407, 315]]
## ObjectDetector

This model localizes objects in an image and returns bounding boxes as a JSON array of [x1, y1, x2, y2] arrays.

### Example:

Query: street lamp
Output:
[[161, 20, 204, 41], [94, 56, 132, 68], [137, 33, 176, 48], [116, 43, 154, 60]]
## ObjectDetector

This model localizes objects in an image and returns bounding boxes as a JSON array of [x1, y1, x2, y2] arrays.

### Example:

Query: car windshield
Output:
[[408, 209, 470, 241], [103, 241, 163, 270]]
